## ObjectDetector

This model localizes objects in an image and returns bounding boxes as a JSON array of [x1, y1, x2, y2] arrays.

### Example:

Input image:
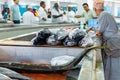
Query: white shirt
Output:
[[23, 11, 35, 24], [81, 10, 96, 22], [67, 11, 75, 23], [51, 8, 63, 23], [38, 7, 48, 23], [0, 13, 3, 19]]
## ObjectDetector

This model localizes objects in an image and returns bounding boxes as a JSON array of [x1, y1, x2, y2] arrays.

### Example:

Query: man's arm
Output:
[[10, 11, 14, 24], [75, 15, 81, 18], [75, 12, 84, 18], [10, 11, 13, 21], [51, 9, 63, 18], [96, 31, 102, 37], [52, 14, 63, 18]]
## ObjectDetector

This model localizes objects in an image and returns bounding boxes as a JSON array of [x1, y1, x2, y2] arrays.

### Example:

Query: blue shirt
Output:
[[97, 11, 120, 57], [3, 12, 9, 19], [10, 5, 20, 20]]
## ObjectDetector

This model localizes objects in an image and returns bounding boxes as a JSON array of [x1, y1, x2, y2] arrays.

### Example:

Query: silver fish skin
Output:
[[0, 67, 31, 80], [0, 73, 12, 80]]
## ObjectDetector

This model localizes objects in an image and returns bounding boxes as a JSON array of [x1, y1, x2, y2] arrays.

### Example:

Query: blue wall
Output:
[[72, 7, 77, 12], [19, 5, 27, 16], [32, 6, 39, 9], [118, 7, 120, 17], [19, 5, 39, 16], [61, 7, 77, 12], [104, 6, 113, 15]]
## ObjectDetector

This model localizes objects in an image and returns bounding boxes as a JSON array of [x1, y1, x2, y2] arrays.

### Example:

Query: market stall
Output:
[[0, 27, 105, 80]]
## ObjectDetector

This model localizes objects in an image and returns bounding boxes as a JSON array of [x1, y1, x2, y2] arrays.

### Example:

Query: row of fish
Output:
[[31, 27, 94, 47], [31, 27, 95, 47]]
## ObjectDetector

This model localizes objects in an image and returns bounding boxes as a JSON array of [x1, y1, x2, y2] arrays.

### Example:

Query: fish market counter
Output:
[[0, 23, 79, 40], [0, 28, 105, 80], [0, 23, 79, 30], [0, 23, 79, 32]]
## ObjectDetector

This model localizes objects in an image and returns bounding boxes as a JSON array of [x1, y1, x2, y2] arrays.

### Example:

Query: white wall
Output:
[[104, 0, 120, 16], [0, 0, 8, 4], [76, 0, 87, 15], [87, 0, 94, 10]]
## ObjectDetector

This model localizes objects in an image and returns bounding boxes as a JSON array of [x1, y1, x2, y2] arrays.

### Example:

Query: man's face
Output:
[[68, 7, 71, 11], [54, 3, 59, 9], [14, 0, 19, 4], [83, 5, 89, 11], [42, 3, 46, 8], [29, 8, 32, 11]]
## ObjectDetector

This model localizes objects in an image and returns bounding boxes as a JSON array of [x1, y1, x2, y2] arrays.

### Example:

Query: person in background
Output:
[[48, 8, 51, 18], [87, 0, 120, 80], [32, 8, 38, 17], [67, 6, 75, 23], [23, 5, 35, 24], [38, 1, 48, 23], [3, 2, 8, 9], [2, 8, 10, 20], [0, 13, 3, 19], [35, 9, 38, 17], [76, 3, 96, 24], [31, 8, 36, 16], [10, 0, 21, 24], [51, 3, 65, 23]]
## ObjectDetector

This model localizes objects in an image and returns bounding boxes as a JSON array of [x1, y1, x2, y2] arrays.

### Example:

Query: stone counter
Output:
[[78, 38, 105, 80]]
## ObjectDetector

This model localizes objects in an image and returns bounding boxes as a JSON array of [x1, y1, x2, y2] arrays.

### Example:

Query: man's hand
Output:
[[86, 28, 94, 33], [75, 15, 81, 18], [10, 11, 14, 24], [11, 21, 14, 24], [96, 31, 102, 37], [53, 14, 63, 18], [59, 14, 63, 17], [42, 18, 47, 21], [63, 12, 66, 15]]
